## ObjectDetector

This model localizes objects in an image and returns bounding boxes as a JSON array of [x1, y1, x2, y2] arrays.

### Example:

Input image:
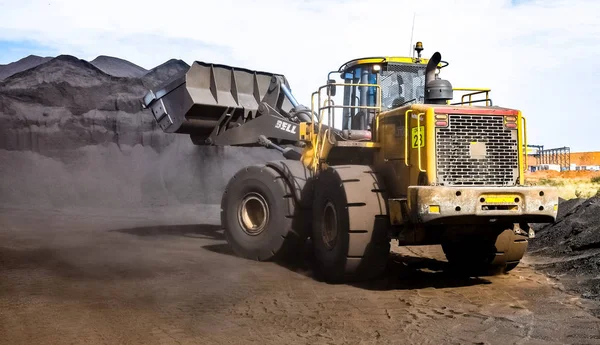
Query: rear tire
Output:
[[311, 165, 390, 283], [220, 164, 306, 261], [442, 225, 528, 276]]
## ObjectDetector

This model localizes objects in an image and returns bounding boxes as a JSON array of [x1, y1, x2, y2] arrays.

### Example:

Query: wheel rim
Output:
[[322, 201, 338, 250], [238, 192, 269, 236]]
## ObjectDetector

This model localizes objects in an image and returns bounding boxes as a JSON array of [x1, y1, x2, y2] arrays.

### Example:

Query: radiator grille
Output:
[[436, 114, 519, 186]]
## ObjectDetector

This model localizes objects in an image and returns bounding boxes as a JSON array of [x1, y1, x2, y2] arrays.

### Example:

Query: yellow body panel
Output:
[[301, 99, 529, 199], [372, 104, 439, 194], [517, 111, 525, 185], [297, 58, 559, 226]]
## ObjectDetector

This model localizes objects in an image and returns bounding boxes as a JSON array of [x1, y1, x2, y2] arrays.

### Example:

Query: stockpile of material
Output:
[[529, 197, 600, 300], [0, 55, 281, 209]]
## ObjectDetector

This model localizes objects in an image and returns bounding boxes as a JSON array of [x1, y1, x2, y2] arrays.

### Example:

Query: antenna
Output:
[[409, 13, 416, 57]]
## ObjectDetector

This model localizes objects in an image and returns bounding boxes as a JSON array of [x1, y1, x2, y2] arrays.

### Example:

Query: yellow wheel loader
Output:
[[142, 42, 558, 283]]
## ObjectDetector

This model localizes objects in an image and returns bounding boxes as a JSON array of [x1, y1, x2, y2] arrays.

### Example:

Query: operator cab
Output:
[[338, 58, 428, 111], [330, 45, 430, 132], [323, 59, 427, 138], [324, 42, 453, 135]]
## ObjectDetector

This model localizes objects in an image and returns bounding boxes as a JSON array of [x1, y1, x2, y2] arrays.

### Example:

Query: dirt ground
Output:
[[1, 206, 599, 345]]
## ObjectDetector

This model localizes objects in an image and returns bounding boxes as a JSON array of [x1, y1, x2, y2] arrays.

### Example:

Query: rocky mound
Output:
[[0, 55, 53, 80], [91, 55, 148, 78], [0, 55, 144, 112], [142, 59, 190, 89], [0, 53, 280, 209], [529, 196, 600, 300], [0, 55, 189, 153], [531, 198, 599, 253]]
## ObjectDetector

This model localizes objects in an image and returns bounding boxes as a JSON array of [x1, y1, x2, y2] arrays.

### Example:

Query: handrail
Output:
[[453, 88, 492, 106], [311, 82, 381, 137], [317, 104, 381, 110], [309, 91, 321, 173], [309, 82, 382, 172], [404, 110, 412, 166], [522, 115, 528, 173], [451, 99, 493, 106], [404, 110, 426, 172], [417, 112, 426, 172]]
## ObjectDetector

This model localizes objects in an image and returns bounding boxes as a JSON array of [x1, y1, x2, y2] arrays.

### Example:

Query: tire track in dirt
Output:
[[0, 208, 599, 345]]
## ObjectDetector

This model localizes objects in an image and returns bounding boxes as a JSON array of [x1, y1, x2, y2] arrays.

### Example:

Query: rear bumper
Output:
[[407, 185, 559, 224]]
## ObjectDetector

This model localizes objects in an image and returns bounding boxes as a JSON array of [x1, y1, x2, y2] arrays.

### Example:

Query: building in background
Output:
[[525, 145, 600, 172]]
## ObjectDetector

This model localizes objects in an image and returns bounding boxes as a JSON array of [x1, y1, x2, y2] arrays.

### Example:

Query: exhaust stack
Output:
[[424, 52, 453, 104]]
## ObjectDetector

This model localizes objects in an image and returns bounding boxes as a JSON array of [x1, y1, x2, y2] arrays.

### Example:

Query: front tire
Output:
[[311, 165, 390, 283], [220, 164, 305, 261]]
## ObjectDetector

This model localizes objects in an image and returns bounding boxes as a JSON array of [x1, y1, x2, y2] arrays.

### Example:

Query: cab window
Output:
[[379, 63, 426, 109], [341, 66, 378, 130]]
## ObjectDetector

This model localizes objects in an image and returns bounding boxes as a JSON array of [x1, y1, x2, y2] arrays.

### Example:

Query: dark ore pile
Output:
[[0, 54, 281, 210], [529, 196, 600, 301]]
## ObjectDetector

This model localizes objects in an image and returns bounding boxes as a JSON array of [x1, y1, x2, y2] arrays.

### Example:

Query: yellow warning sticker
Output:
[[411, 126, 425, 148]]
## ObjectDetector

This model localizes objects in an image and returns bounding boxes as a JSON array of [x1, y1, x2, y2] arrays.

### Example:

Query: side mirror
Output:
[[327, 79, 336, 97]]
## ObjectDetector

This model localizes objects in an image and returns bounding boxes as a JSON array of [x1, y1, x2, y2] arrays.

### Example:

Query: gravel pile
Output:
[[0, 54, 281, 210], [529, 196, 600, 300]]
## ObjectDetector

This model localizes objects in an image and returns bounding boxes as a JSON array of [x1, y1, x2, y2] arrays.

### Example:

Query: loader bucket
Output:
[[142, 61, 296, 144]]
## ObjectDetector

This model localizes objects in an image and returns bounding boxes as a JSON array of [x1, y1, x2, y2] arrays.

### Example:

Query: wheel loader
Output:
[[141, 42, 559, 283]]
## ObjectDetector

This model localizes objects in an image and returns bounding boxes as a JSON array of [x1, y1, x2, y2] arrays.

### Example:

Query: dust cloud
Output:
[[0, 138, 281, 210]]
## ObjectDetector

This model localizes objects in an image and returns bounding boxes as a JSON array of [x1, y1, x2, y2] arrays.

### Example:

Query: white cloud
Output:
[[0, 0, 599, 151]]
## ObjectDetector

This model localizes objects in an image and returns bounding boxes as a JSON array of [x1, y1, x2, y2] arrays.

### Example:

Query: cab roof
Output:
[[338, 56, 430, 72]]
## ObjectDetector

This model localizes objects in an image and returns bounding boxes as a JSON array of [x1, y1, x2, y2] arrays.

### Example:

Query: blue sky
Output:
[[0, 0, 599, 152], [0, 40, 56, 64]]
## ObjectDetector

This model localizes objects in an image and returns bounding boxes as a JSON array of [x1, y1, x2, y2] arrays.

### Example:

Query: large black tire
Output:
[[311, 165, 391, 283], [441, 225, 528, 276], [220, 164, 307, 262]]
